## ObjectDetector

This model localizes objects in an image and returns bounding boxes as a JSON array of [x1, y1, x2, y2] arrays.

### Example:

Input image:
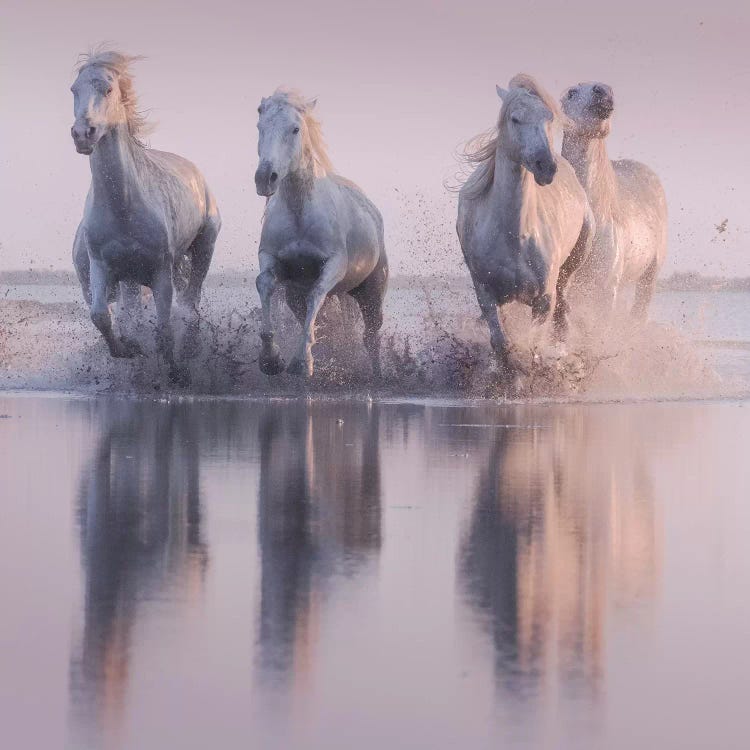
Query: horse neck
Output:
[[490, 147, 538, 238], [561, 134, 617, 211], [279, 152, 316, 214], [89, 124, 145, 211]]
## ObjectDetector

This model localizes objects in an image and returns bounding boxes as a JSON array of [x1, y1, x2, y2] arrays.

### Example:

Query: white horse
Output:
[[561, 82, 667, 318], [456, 75, 594, 381], [70, 50, 221, 384], [254, 90, 388, 378]]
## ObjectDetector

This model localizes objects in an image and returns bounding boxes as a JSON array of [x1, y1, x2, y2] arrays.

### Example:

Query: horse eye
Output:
[[511, 116, 520, 125], [292, 126, 300, 134]]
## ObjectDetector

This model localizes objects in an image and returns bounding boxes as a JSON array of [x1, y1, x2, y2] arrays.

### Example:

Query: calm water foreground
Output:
[[1, 394, 749, 749]]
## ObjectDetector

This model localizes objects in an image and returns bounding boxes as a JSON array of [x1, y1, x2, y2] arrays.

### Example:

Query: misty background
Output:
[[0, 0, 747, 276]]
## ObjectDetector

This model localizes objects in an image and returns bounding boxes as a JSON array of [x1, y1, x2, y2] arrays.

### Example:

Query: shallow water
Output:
[[1, 393, 749, 749], [2, 283, 749, 398]]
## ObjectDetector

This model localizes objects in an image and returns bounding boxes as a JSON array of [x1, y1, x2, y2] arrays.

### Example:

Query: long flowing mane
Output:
[[75, 47, 152, 146], [266, 89, 333, 177], [456, 74, 562, 200]]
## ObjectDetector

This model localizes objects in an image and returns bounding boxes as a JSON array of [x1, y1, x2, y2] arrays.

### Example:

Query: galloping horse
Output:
[[254, 90, 388, 378], [70, 49, 221, 384], [456, 75, 594, 381], [561, 82, 667, 318]]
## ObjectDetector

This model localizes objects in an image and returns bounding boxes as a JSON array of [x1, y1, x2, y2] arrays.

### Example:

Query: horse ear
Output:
[[496, 85, 509, 101], [306, 97, 318, 111]]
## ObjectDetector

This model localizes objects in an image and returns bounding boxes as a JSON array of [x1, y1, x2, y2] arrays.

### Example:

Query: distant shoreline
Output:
[[1, 269, 749, 293]]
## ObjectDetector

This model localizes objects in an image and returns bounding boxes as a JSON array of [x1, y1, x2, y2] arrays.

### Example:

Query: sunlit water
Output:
[[1, 394, 749, 749]]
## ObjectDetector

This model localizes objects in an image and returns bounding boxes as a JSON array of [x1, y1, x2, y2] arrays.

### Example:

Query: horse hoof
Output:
[[169, 366, 191, 388], [259, 355, 286, 376], [286, 357, 313, 378], [112, 337, 143, 358]]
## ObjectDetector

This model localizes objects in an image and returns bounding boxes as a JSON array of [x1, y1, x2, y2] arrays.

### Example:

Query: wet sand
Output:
[[1, 393, 749, 749]]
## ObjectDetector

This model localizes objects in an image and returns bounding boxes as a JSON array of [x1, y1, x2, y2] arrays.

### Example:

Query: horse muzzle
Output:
[[255, 162, 279, 197], [71, 123, 99, 155], [532, 158, 558, 186], [590, 85, 614, 119]]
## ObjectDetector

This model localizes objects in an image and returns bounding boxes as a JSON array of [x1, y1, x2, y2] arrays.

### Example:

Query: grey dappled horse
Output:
[[254, 90, 388, 378], [70, 50, 221, 385]]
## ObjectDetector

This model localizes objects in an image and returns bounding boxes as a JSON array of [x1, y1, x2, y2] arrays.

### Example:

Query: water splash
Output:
[[0, 278, 745, 401]]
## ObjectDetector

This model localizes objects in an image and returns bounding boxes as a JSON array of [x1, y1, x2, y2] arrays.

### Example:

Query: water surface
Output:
[[1, 394, 749, 749]]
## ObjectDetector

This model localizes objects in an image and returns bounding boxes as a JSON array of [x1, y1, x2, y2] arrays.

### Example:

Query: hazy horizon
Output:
[[1, 0, 747, 276]]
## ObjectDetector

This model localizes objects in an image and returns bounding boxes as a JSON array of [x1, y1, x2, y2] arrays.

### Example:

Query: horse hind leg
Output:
[[553, 211, 595, 339], [152, 266, 189, 386], [114, 281, 145, 356], [177, 218, 220, 359], [349, 257, 389, 378], [632, 257, 658, 321]]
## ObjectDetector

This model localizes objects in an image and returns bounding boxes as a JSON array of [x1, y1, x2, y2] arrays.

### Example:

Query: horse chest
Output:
[[473, 232, 547, 303], [87, 212, 169, 281]]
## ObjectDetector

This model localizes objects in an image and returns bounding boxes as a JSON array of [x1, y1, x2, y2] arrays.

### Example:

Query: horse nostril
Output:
[[535, 160, 544, 172], [86, 126, 96, 139], [269, 172, 278, 184]]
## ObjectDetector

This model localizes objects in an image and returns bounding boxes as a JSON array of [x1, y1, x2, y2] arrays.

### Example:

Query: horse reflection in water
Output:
[[256, 402, 382, 688], [458, 407, 659, 699], [68, 401, 207, 744]]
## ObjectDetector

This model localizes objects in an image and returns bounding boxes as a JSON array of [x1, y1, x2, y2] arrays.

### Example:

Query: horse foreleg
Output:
[[73, 228, 92, 306], [256, 251, 285, 375], [153, 269, 188, 386], [89, 260, 135, 359], [288, 255, 348, 377], [632, 257, 658, 321], [473, 280, 517, 377]]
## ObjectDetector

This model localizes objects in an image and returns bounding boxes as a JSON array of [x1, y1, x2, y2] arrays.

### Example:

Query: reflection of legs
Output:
[[153, 268, 187, 385], [632, 258, 658, 321], [288, 254, 348, 377], [350, 257, 388, 378], [256, 251, 285, 375], [90, 260, 138, 358]]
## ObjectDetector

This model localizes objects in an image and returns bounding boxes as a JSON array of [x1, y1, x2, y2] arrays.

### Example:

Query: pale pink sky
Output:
[[0, 0, 748, 275]]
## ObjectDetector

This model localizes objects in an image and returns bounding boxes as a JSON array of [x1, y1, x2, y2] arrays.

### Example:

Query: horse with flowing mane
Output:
[[561, 82, 667, 318], [70, 48, 221, 384], [456, 74, 594, 384], [254, 90, 388, 378]]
